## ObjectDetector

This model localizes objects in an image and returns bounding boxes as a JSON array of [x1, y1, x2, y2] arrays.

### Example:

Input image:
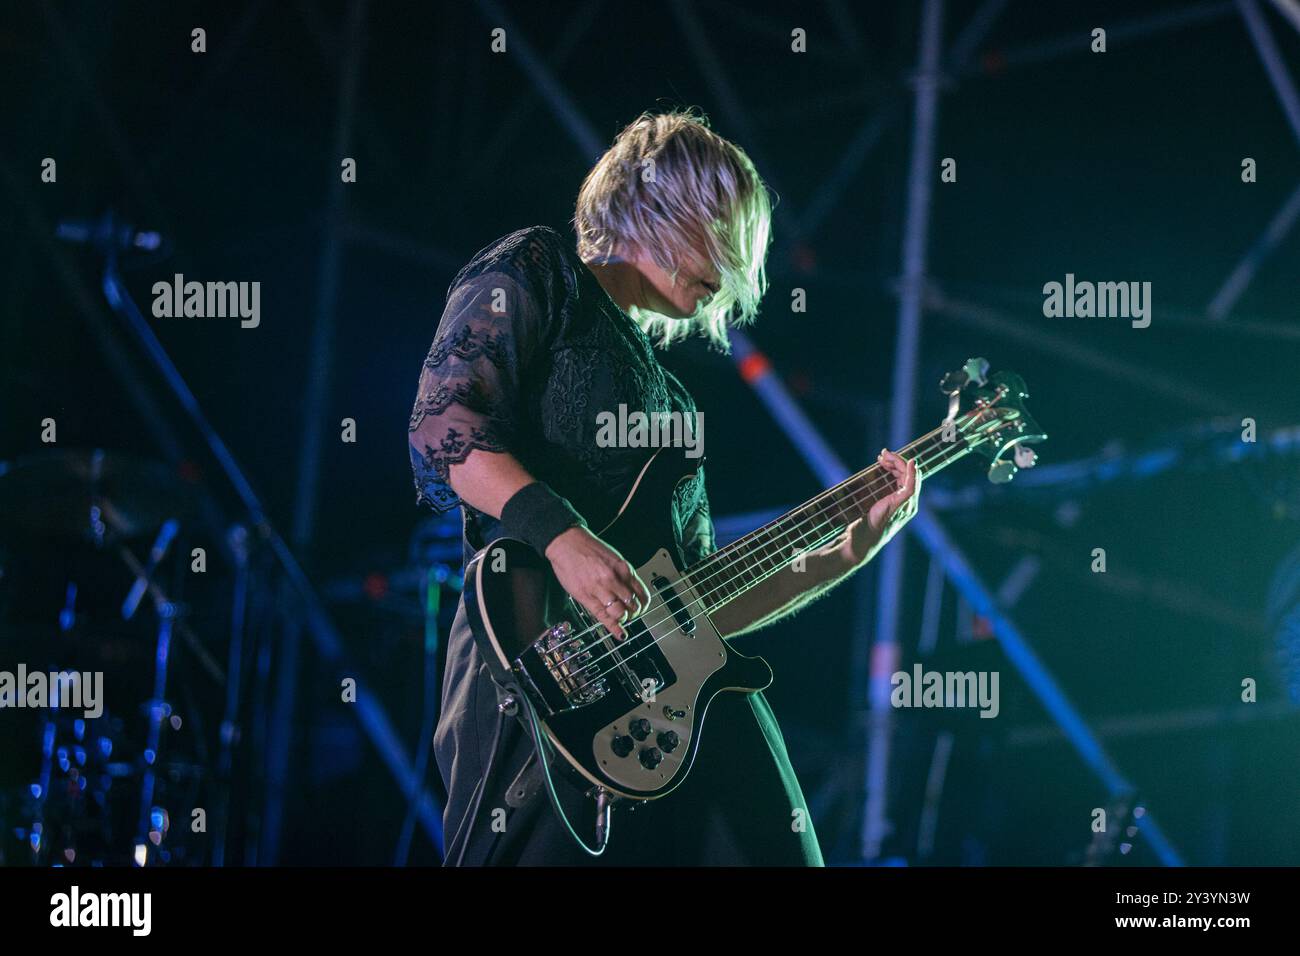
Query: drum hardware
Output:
[[0, 450, 224, 865]]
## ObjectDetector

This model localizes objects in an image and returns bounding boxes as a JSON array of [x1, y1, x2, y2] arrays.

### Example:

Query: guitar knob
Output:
[[610, 735, 634, 758], [656, 731, 679, 753], [639, 747, 663, 769], [628, 717, 652, 740]]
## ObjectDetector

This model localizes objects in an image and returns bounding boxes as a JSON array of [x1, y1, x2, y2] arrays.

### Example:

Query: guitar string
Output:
[[560, 430, 983, 694], [548, 418, 984, 678], [559, 443, 971, 702], [545, 410, 998, 671], [551, 437, 927, 667], [564, 436, 974, 693]]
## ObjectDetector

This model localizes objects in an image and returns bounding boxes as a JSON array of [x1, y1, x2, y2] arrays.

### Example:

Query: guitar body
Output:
[[463, 447, 774, 801]]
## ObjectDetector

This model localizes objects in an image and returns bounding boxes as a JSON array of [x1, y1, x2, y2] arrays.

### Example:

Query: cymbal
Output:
[[0, 449, 198, 539]]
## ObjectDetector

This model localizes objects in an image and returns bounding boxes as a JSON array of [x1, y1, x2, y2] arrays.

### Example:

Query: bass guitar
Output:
[[464, 359, 1046, 801]]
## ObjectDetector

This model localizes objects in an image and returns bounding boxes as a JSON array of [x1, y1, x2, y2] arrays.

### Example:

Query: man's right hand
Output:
[[544, 526, 651, 640]]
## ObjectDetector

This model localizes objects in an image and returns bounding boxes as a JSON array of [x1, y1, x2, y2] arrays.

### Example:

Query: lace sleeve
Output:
[[408, 269, 549, 512]]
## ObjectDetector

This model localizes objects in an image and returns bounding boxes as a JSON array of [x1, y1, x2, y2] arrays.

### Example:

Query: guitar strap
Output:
[[462, 541, 613, 859], [474, 665, 553, 846], [449, 676, 551, 866], [505, 750, 546, 808], [465, 538, 563, 810]]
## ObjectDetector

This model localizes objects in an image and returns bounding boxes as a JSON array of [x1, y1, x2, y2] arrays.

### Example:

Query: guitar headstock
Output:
[[943, 359, 1048, 484]]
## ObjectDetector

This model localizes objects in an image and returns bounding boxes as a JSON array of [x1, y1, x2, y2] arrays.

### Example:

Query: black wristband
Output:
[[499, 481, 588, 555]]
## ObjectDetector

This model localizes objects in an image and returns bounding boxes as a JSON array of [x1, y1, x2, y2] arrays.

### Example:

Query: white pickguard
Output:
[[589, 549, 728, 792]]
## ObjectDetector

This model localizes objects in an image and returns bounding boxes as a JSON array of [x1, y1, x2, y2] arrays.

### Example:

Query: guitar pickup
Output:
[[652, 575, 695, 638]]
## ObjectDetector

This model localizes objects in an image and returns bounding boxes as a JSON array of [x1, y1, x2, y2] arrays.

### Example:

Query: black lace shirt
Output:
[[408, 225, 714, 566], [410, 227, 823, 866]]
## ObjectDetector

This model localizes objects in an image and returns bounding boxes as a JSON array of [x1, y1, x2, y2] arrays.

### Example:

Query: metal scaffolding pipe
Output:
[[474, 0, 604, 160], [907, 509, 1184, 865], [1207, 0, 1300, 317], [0, 157, 445, 860], [725, 324, 1183, 865], [924, 290, 1238, 414], [270, 0, 369, 866], [862, 0, 946, 863], [797, 0, 1007, 242]]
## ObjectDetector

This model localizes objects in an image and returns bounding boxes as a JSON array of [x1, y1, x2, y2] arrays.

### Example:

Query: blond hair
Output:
[[574, 109, 773, 350]]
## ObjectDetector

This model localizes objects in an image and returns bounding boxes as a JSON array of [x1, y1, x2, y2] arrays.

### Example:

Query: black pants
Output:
[[434, 601, 824, 866]]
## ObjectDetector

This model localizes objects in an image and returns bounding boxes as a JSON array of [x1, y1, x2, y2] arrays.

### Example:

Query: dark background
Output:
[[1, 0, 1298, 865]]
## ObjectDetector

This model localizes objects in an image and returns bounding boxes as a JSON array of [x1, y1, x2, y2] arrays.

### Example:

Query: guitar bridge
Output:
[[536, 621, 609, 708]]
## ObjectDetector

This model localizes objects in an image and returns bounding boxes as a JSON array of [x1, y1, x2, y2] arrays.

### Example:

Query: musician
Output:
[[409, 110, 920, 865]]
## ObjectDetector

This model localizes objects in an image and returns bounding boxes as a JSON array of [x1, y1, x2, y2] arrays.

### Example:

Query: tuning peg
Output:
[[1013, 445, 1037, 469], [964, 357, 989, 387], [940, 357, 990, 394], [987, 460, 1017, 484]]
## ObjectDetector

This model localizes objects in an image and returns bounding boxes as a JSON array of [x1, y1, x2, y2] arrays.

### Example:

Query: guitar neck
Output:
[[686, 422, 977, 613]]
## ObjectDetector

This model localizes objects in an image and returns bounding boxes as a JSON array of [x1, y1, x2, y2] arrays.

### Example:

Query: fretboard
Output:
[[685, 423, 977, 613]]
